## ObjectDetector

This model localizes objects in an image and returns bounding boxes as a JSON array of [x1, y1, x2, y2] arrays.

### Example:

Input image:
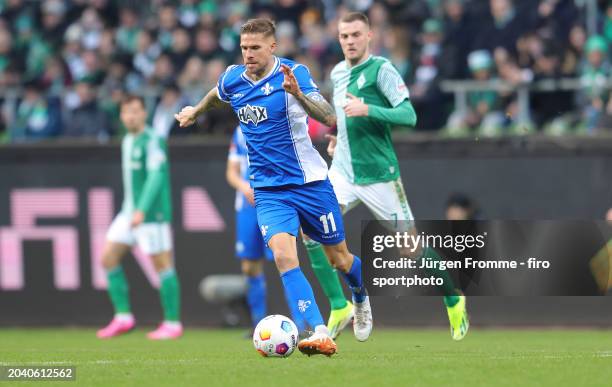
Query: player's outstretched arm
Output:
[[174, 87, 224, 127], [280, 64, 336, 127]]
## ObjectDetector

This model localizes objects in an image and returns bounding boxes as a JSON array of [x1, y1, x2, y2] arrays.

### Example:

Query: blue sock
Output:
[[246, 274, 266, 327], [341, 256, 367, 303], [281, 267, 325, 329], [283, 286, 307, 332]]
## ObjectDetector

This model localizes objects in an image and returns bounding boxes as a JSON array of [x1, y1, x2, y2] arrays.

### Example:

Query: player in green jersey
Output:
[[97, 95, 182, 340], [304, 12, 469, 341]]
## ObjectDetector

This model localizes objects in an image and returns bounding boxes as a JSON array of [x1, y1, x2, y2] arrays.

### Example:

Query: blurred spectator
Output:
[[148, 53, 175, 89], [9, 79, 61, 142], [530, 41, 574, 129], [0, 26, 24, 87], [194, 27, 220, 61], [445, 192, 480, 220], [63, 79, 109, 141], [383, 26, 411, 80], [39, 0, 68, 50], [578, 35, 609, 133], [152, 83, 188, 138], [75, 7, 105, 51], [99, 85, 126, 137], [441, 0, 473, 79], [157, 4, 178, 51], [168, 28, 193, 71], [561, 24, 586, 77], [177, 55, 206, 105], [133, 30, 160, 79], [116, 7, 140, 54], [410, 18, 447, 130], [178, 0, 200, 29], [446, 50, 504, 136], [473, 0, 537, 54], [275, 21, 298, 58], [40, 56, 70, 96]]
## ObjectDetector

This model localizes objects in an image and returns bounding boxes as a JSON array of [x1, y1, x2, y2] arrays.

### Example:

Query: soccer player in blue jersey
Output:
[[176, 18, 371, 356], [226, 125, 306, 334]]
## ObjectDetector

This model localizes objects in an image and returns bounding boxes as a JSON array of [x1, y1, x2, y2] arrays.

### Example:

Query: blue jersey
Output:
[[217, 56, 328, 188], [228, 126, 250, 211]]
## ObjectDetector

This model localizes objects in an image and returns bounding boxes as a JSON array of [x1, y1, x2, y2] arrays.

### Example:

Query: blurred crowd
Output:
[[0, 0, 611, 143]]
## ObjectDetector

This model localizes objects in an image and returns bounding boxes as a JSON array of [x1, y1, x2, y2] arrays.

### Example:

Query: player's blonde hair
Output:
[[240, 18, 276, 38], [340, 12, 370, 27]]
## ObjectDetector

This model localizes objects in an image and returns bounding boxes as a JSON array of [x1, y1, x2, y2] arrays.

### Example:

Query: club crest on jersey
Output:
[[260, 225, 268, 237], [261, 82, 274, 95], [238, 104, 268, 126], [357, 73, 366, 89]]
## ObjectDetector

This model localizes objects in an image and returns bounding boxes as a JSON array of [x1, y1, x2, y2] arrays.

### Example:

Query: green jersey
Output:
[[121, 127, 172, 222], [330, 55, 411, 185]]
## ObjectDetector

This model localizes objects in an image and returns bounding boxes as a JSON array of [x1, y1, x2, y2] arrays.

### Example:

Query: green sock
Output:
[[159, 267, 181, 321], [107, 266, 131, 314], [421, 247, 460, 307], [303, 239, 348, 310]]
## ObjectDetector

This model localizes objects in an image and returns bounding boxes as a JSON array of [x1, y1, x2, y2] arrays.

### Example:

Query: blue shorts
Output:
[[254, 178, 345, 246], [236, 202, 273, 261]]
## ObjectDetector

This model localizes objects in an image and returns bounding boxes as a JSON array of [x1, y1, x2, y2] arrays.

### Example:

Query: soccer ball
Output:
[[253, 315, 299, 357]]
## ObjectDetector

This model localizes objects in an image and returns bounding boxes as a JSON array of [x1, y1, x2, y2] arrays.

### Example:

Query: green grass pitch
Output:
[[1, 328, 611, 386]]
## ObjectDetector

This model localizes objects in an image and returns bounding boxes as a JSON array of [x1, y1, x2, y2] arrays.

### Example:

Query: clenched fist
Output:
[[174, 106, 198, 127]]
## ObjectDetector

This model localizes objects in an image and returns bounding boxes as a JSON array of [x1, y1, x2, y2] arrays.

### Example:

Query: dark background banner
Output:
[[1, 137, 612, 326]]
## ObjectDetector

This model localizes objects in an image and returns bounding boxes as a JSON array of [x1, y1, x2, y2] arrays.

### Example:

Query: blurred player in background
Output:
[[226, 125, 306, 334], [176, 18, 372, 356], [320, 12, 469, 340], [97, 95, 181, 340]]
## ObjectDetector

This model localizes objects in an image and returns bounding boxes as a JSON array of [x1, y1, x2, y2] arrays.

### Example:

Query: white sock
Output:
[[115, 313, 133, 322], [314, 325, 330, 336], [163, 321, 182, 329]]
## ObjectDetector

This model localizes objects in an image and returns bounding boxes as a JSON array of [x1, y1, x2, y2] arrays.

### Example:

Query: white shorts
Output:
[[106, 213, 173, 255], [329, 168, 414, 231]]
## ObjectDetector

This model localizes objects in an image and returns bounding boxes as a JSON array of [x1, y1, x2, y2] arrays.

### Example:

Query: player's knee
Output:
[[273, 251, 298, 273], [241, 260, 263, 276], [151, 251, 172, 272], [101, 250, 120, 270], [101, 257, 116, 270]]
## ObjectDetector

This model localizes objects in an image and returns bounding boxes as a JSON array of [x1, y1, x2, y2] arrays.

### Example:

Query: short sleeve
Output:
[[216, 65, 236, 103], [377, 61, 410, 107], [292, 64, 320, 96]]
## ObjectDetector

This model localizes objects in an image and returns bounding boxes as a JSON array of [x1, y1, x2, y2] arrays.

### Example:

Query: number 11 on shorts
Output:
[[320, 212, 337, 234]]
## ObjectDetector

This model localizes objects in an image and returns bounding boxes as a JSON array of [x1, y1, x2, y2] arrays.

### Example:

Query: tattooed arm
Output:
[[280, 64, 337, 127]]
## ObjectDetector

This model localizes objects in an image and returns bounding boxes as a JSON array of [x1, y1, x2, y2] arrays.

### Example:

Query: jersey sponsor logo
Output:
[[238, 104, 268, 126], [260, 225, 268, 237], [260, 82, 274, 96], [357, 73, 366, 89]]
